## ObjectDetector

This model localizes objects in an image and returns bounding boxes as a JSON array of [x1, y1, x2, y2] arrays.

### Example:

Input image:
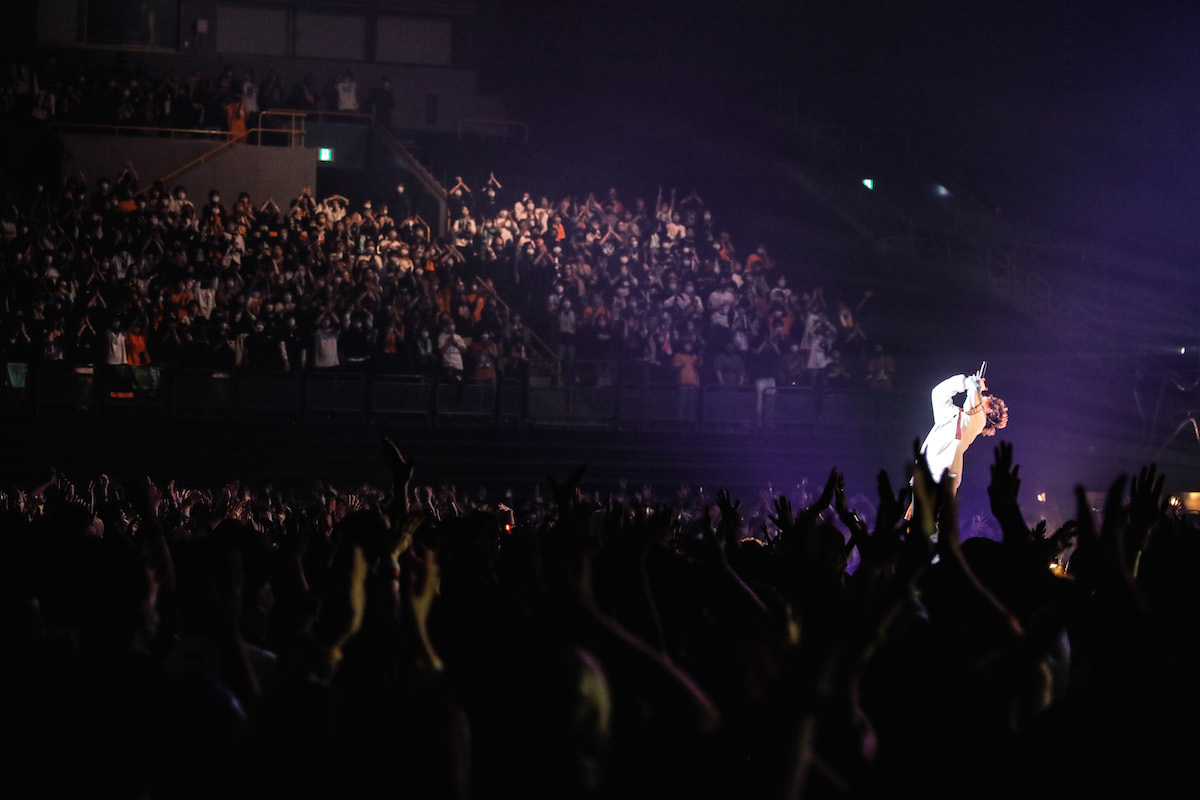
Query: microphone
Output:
[[978, 361, 987, 381]]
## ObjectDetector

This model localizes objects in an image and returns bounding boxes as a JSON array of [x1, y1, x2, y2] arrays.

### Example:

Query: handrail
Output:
[[371, 123, 449, 237], [372, 124, 446, 199], [474, 278, 562, 377], [132, 128, 270, 195], [257, 109, 308, 147], [310, 109, 378, 126], [3, 360, 912, 431], [50, 121, 229, 140], [258, 108, 379, 146]]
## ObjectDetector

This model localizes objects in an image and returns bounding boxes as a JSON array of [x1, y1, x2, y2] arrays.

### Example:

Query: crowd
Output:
[[3, 52, 898, 404], [0, 166, 542, 391], [2, 436, 1196, 799], [5, 54, 397, 133], [0, 165, 898, 403], [448, 178, 888, 393]]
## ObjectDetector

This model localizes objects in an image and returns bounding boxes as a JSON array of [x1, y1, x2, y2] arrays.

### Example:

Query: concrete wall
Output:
[[60, 132, 318, 205], [33, 0, 507, 136]]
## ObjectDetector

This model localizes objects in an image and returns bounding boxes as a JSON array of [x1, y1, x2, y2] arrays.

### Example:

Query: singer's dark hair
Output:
[[981, 396, 1008, 437]]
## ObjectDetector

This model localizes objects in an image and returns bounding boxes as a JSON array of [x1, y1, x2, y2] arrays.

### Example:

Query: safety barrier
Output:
[[3, 362, 903, 430]]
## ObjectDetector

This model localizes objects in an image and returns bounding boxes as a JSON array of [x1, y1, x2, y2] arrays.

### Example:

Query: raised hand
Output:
[[542, 464, 599, 606], [1128, 464, 1166, 559], [845, 468, 906, 576], [401, 543, 444, 672], [381, 436, 416, 511], [142, 475, 162, 517], [342, 493, 364, 515], [833, 470, 850, 516], [769, 494, 795, 535], [873, 468, 907, 537], [798, 466, 839, 526], [905, 449, 939, 566], [988, 440, 1032, 546], [830, 470, 868, 558], [988, 441, 1022, 512], [547, 463, 588, 511], [907, 438, 945, 539], [1067, 476, 1135, 597], [314, 543, 369, 677], [715, 488, 743, 551]]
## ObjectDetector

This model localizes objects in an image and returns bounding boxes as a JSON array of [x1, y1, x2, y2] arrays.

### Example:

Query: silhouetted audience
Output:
[[1, 439, 1195, 799]]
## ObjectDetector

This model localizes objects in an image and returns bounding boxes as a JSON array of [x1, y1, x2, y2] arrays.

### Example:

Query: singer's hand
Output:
[[979, 378, 987, 392]]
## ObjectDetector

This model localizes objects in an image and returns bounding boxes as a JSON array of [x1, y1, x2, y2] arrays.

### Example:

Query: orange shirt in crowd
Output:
[[127, 333, 150, 366], [673, 352, 700, 388]]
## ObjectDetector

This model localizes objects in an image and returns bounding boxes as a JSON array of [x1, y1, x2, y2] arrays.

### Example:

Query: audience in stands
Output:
[[3, 50, 898, 405], [0, 167, 892, 409]]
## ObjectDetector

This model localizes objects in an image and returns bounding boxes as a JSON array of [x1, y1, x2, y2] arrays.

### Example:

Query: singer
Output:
[[917, 366, 1008, 496]]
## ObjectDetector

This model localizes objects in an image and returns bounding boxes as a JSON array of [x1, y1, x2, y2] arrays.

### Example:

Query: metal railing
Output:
[[50, 122, 230, 140], [472, 278, 562, 381], [136, 127, 276, 191], [2, 361, 905, 431]]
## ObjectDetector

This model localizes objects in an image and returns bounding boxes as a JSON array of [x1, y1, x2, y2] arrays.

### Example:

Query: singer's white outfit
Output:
[[919, 374, 987, 494]]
